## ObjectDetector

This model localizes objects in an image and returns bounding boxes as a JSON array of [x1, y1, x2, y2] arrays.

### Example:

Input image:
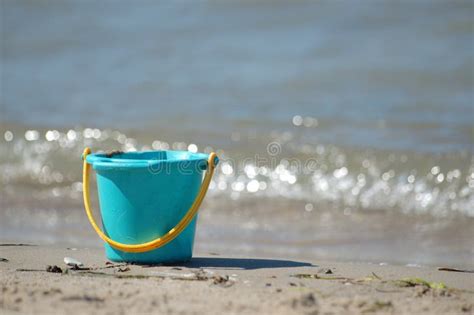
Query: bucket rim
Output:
[[85, 150, 217, 170]]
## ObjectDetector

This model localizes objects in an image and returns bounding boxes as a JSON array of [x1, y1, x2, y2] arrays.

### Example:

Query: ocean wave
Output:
[[1, 126, 473, 218]]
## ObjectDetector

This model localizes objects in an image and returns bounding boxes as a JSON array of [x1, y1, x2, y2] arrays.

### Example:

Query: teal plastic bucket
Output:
[[84, 150, 218, 264]]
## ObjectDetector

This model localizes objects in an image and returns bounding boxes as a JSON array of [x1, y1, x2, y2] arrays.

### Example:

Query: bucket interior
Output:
[[86, 150, 210, 170], [97, 150, 204, 161]]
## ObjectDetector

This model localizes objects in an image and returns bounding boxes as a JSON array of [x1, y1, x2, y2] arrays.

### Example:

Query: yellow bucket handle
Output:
[[82, 147, 217, 253]]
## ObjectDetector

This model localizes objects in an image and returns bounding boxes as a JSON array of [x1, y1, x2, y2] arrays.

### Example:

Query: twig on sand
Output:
[[291, 274, 349, 281], [0, 243, 36, 246], [438, 267, 474, 273], [17, 268, 53, 272], [371, 272, 382, 280]]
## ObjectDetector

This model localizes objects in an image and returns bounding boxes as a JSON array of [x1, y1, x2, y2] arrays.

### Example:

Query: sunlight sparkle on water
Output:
[[4, 131, 13, 142]]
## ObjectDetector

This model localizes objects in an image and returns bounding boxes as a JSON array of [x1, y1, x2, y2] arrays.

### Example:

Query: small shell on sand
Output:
[[64, 257, 83, 267]]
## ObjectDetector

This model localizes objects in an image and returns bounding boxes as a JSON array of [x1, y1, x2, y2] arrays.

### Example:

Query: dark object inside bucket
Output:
[[104, 150, 124, 158]]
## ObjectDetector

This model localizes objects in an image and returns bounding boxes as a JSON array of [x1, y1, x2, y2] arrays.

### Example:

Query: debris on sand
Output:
[[0, 258, 8, 262], [438, 267, 474, 273], [64, 257, 84, 268], [64, 257, 92, 271], [16, 268, 46, 272], [103, 262, 116, 269], [212, 275, 235, 288], [150, 269, 235, 287], [0, 243, 36, 247], [151, 269, 208, 280], [318, 268, 333, 274], [102, 262, 129, 270], [291, 273, 348, 281], [194, 269, 210, 280], [46, 265, 63, 273], [394, 278, 446, 290], [371, 272, 382, 280]]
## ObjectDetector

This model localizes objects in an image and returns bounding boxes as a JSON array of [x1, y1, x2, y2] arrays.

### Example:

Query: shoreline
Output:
[[2, 202, 474, 270], [1, 244, 473, 314]]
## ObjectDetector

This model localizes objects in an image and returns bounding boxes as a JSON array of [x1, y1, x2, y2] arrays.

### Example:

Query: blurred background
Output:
[[1, 0, 473, 268]]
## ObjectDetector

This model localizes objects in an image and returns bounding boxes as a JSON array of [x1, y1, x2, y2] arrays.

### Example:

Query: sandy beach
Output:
[[1, 244, 472, 315]]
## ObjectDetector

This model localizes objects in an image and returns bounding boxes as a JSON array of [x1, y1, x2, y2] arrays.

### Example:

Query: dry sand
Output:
[[0, 244, 473, 315]]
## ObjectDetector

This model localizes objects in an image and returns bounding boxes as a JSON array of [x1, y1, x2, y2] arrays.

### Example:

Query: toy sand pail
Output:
[[81, 147, 218, 264]]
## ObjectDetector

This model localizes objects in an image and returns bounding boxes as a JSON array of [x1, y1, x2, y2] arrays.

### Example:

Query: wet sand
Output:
[[0, 244, 473, 315]]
